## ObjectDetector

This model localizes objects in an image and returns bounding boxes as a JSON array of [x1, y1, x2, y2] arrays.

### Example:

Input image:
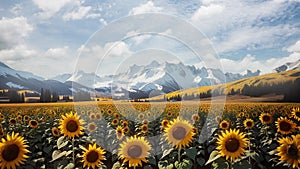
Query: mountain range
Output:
[[0, 60, 297, 99]]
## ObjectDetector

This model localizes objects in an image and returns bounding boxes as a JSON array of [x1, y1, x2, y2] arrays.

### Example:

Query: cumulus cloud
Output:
[[63, 6, 92, 21], [0, 16, 33, 49], [129, 1, 162, 15], [219, 53, 300, 75], [32, 0, 73, 19], [191, 0, 297, 53], [287, 40, 300, 52], [0, 45, 37, 61]]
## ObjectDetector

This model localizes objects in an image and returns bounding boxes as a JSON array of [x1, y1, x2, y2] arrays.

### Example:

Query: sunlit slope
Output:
[[150, 70, 300, 102]]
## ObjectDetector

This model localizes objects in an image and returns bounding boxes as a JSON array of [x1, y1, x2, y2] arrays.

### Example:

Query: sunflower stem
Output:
[[228, 160, 233, 169], [248, 129, 251, 163], [178, 147, 181, 162], [72, 138, 75, 166]]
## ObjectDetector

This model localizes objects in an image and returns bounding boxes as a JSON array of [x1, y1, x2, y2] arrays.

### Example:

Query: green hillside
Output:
[[149, 70, 300, 102]]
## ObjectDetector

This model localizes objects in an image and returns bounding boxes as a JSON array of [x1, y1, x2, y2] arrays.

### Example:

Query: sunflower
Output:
[[122, 121, 128, 127], [90, 113, 96, 120], [23, 115, 29, 122], [123, 126, 130, 134], [164, 118, 195, 149], [17, 115, 22, 122], [215, 116, 222, 123], [9, 119, 17, 126], [112, 118, 119, 126], [138, 113, 144, 120], [87, 122, 97, 133], [59, 112, 84, 139], [243, 119, 254, 129], [142, 119, 149, 125], [277, 136, 300, 168], [81, 143, 106, 169], [292, 108, 300, 121], [0, 132, 29, 169], [161, 119, 169, 129], [52, 127, 60, 137], [113, 113, 120, 119], [118, 135, 151, 168], [96, 113, 101, 120], [0, 114, 4, 121], [191, 114, 200, 123], [252, 112, 258, 117], [276, 117, 296, 135], [29, 120, 39, 128], [141, 124, 148, 134], [116, 126, 124, 140], [259, 113, 273, 125], [216, 129, 248, 161], [219, 120, 230, 130]]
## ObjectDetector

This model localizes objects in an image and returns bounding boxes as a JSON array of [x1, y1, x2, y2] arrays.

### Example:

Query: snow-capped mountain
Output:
[[90, 61, 260, 98], [275, 59, 300, 72], [0, 60, 261, 98], [0, 62, 92, 95], [0, 61, 44, 81]]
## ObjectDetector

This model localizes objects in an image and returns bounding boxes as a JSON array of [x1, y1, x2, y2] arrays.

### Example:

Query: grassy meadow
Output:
[[0, 101, 300, 168]]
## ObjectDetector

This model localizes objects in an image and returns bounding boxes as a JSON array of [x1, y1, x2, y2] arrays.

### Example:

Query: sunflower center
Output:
[[86, 150, 99, 163], [89, 124, 96, 131], [262, 115, 270, 122], [279, 121, 291, 131], [67, 120, 78, 132], [221, 123, 228, 128], [246, 121, 252, 127], [2, 144, 20, 162], [296, 111, 300, 118], [288, 144, 299, 159], [31, 121, 37, 126], [172, 126, 187, 140], [225, 138, 240, 152], [127, 145, 142, 158]]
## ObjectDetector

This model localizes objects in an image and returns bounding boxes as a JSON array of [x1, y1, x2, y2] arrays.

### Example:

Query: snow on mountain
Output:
[[0, 61, 44, 81], [6, 82, 24, 89], [275, 59, 300, 72], [67, 70, 106, 89], [50, 73, 72, 82]]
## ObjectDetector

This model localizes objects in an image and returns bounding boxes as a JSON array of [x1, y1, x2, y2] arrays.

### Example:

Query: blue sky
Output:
[[0, 0, 299, 78]]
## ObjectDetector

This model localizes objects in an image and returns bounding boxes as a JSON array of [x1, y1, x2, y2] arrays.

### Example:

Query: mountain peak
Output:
[[0, 61, 11, 69]]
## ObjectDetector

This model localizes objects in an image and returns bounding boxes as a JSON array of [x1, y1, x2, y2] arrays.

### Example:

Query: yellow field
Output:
[[0, 101, 299, 168]]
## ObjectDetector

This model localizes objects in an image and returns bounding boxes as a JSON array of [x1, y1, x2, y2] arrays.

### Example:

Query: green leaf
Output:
[[112, 161, 121, 169], [143, 165, 154, 169], [212, 158, 229, 169], [196, 157, 206, 166], [160, 148, 173, 160], [233, 160, 252, 169], [57, 136, 69, 149], [50, 150, 66, 162], [175, 159, 193, 169], [205, 150, 221, 165], [158, 160, 173, 169], [185, 147, 197, 160], [64, 163, 74, 169]]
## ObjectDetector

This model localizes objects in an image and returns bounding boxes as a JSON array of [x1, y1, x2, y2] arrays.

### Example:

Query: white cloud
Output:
[[287, 40, 300, 52], [99, 18, 107, 26], [32, 0, 74, 19], [0, 45, 37, 61], [44, 46, 69, 59], [191, 4, 224, 20], [0, 16, 33, 49], [63, 6, 92, 21], [220, 53, 300, 74], [191, 0, 296, 53], [129, 1, 162, 15]]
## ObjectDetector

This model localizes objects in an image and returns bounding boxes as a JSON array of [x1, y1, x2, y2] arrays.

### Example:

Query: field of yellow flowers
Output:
[[0, 101, 299, 169]]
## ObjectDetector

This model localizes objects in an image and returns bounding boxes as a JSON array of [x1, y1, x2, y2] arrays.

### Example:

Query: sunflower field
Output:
[[0, 102, 300, 169]]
